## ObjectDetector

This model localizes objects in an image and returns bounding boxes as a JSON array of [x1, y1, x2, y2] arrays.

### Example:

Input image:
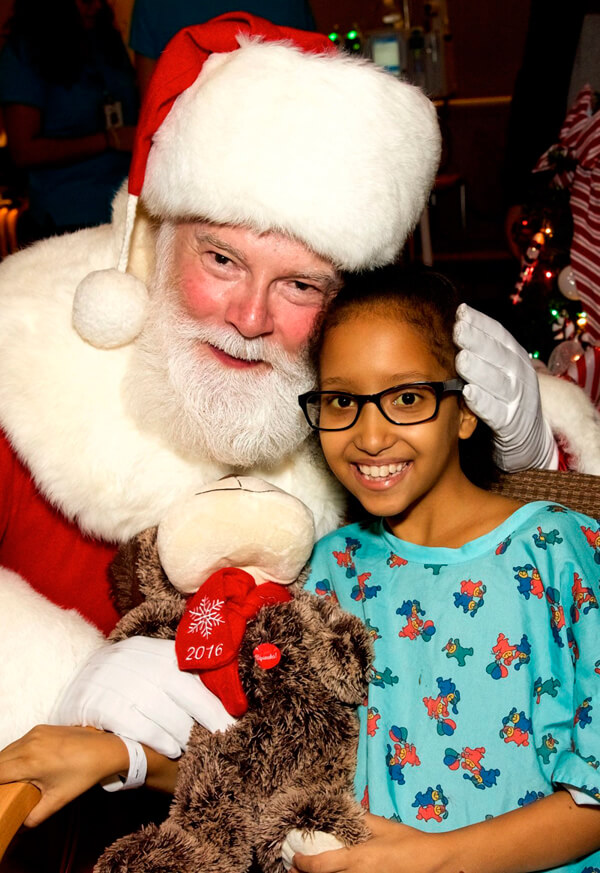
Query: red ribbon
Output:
[[175, 567, 292, 716]]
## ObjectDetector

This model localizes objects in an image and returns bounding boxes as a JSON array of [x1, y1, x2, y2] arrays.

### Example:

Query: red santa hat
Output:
[[73, 12, 441, 349]]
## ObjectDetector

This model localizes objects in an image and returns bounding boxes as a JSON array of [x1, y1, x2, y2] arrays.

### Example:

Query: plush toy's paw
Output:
[[281, 829, 344, 871], [95, 821, 206, 873]]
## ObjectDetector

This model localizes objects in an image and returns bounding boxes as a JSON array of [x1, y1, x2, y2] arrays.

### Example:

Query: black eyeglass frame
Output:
[[298, 378, 466, 432]]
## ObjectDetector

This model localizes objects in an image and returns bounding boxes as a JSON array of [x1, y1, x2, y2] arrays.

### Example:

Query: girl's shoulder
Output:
[[506, 499, 598, 532], [466, 484, 599, 544], [496, 500, 600, 568]]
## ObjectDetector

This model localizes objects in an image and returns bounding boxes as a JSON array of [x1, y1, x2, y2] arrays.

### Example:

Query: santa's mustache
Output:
[[167, 317, 309, 379]]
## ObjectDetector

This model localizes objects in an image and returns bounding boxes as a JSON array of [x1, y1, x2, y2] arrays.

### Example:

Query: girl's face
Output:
[[318, 312, 477, 534]]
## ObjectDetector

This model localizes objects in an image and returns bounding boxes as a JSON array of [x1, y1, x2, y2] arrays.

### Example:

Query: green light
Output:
[[531, 351, 540, 359], [328, 31, 339, 42], [550, 309, 559, 318], [346, 30, 358, 39]]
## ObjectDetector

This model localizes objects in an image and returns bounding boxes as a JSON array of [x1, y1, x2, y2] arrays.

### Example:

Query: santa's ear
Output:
[[302, 593, 373, 705], [110, 526, 171, 614]]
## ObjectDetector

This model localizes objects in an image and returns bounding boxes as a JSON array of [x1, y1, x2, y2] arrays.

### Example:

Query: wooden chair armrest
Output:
[[0, 781, 41, 860]]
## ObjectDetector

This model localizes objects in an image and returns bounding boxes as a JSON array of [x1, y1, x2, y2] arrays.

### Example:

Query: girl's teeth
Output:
[[358, 462, 407, 479]]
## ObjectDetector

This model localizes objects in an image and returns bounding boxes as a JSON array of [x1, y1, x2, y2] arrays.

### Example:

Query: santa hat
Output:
[[73, 12, 441, 349]]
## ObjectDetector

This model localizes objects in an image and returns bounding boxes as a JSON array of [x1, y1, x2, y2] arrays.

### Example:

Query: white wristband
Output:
[[101, 735, 148, 792]]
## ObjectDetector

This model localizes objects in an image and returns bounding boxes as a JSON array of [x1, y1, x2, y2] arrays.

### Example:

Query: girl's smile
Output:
[[353, 460, 412, 484]]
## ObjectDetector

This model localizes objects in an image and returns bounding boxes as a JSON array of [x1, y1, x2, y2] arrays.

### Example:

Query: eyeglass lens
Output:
[[306, 384, 439, 429]]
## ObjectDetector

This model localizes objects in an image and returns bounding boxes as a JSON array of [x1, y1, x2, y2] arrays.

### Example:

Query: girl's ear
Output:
[[457, 398, 478, 440]]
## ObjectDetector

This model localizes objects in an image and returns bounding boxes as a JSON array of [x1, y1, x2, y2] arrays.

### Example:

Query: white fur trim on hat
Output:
[[142, 38, 441, 271]]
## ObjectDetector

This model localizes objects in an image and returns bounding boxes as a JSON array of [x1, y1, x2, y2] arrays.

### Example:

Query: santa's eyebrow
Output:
[[195, 231, 341, 293], [194, 232, 246, 263], [287, 271, 342, 295]]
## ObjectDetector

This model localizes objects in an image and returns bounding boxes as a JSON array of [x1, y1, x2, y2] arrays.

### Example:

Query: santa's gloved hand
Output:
[[50, 636, 236, 758], [453, 303, 558, 472]]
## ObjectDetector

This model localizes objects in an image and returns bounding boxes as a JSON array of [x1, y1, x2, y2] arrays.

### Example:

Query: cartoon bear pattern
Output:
[[307, 502, 600, 873]]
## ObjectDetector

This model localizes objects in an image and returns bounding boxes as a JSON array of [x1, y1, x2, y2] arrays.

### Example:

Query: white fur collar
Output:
[[538, 371, 600, 475], [0, 202, 345, 543]]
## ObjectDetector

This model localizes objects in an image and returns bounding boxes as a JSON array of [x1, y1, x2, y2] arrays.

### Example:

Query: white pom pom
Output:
[[72, 268, 149, 349]]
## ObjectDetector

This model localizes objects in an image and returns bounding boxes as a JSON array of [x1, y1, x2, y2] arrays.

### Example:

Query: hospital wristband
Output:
[[101, 735, 147, 792]]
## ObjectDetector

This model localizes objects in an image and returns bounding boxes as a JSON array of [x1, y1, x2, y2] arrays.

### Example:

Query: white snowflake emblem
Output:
[[187, 597, 225, 638]]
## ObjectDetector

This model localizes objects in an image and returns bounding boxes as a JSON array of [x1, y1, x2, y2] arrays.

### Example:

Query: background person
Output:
[[129, 0, 317, 97], [0, 0, 138, 241]]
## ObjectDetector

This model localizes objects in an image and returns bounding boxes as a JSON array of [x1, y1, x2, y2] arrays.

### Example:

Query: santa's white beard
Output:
[[124, 234, 315, 468]]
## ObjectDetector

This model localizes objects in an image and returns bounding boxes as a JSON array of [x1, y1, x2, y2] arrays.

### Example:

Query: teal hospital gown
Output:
[[306, 501, 600, 873]]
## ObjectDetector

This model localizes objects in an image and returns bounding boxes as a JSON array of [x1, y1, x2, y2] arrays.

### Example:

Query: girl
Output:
[[294, 268, 600, 873]]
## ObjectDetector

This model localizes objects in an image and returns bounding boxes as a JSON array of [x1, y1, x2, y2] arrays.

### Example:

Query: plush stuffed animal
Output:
[[96, 476, 373, 873]]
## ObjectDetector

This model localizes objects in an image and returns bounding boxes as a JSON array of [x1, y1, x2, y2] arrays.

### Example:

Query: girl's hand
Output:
[[291, 813, 451, 873], [0, 725, 128, 826]]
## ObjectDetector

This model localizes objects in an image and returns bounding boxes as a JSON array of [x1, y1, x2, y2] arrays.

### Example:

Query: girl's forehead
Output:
[[319, 313, 447, 385], [323, 311, 429, 354]]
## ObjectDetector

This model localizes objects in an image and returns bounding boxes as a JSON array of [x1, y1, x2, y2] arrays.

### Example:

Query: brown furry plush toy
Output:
[[95, 477, 373, 873]]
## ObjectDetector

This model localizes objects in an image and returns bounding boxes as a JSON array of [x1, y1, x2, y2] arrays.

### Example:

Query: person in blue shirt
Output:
[[294, 266, 600, 873], [0, 0, 138, 240], [129, 0, 317, 97]]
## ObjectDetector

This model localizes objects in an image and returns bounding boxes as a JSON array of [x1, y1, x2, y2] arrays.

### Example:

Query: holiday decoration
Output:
[[535, 85, 600, 342], [547, 339, 584, 376], [506, 86, 600, 396], [563, 344, 600, 410], [511, 230, 548, 304], [558, 265, 580, 300]]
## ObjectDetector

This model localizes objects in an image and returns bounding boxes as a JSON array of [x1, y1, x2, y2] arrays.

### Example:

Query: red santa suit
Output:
[[0, 429, 120, 633]]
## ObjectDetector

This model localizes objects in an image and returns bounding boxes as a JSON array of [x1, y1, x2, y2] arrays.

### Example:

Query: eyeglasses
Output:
[[298, 379, 465, 432]]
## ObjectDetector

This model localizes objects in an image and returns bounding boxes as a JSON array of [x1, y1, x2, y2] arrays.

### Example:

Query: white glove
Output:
[[281, 829, 344, 871], [453, 303, 558, 472], [50, 636, 236, 758]]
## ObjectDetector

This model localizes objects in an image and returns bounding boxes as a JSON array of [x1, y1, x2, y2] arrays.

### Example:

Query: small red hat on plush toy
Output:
[[160, 476, 315, 717]]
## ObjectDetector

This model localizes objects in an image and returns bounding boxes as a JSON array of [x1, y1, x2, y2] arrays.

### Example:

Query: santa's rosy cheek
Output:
[[273, 303, 322, 354]]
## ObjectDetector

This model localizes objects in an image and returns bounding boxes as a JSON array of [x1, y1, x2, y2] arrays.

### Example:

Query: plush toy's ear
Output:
[[110, 526, 172, 615], [302, 592, 373, 706]]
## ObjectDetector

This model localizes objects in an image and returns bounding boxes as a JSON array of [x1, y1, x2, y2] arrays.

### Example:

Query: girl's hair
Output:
[[309, 264, 497, 488]]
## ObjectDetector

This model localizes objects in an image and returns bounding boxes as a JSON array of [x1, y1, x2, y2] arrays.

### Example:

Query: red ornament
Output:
[[253, 643, 282, 670]]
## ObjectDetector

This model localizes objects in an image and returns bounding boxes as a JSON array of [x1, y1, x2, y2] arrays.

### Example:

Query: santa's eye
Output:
[[213, 252, 231, 265]]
